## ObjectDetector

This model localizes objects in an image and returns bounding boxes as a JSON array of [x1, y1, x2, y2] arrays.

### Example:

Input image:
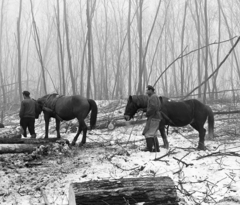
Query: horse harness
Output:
[[43, 94, 64, 121]]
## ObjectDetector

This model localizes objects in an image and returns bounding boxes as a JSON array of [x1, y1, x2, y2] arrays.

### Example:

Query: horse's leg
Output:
[[159, 120, 169, 149], [44, 114, 50, 139], [55, 118, 61, 139], [190, 122, 206, 150], [71, 125, 81, 146], [79, 121, 88, 147], [71, 120, 87, 147]]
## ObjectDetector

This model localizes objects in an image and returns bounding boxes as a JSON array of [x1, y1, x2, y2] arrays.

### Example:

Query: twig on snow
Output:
[[173, 157, 193, 167], [153, 148, 177, 161]]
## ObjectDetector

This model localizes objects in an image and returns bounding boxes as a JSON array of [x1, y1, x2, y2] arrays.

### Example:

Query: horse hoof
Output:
[[79, 143, 84, 147], [197, 145, 206, 151]]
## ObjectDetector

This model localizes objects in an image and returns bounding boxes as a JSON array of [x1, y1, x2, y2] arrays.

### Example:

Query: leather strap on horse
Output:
[[160, 111, 175, 126], [43, 106, 63, 122], [43, 94, 64, 122]]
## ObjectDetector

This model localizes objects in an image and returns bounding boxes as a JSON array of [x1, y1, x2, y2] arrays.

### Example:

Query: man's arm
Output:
[[19, 101, 25, 118]]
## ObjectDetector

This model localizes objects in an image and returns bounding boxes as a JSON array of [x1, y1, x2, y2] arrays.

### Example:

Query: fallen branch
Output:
[[153, 148, 177, 161], [154, 36, 238, 87], [173, 156, 193, 167], [197, 151, 240, 160], [182, 36, 240, 100]]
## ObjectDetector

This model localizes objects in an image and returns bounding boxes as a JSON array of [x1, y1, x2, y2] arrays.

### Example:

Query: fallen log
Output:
[[0, 137, 62, 144], [69, 176, 178, 205], [213, 110, 240, 115], [0, 144, 38, 154], [0, 128, 21, 140], [94, 119, 146, 130]]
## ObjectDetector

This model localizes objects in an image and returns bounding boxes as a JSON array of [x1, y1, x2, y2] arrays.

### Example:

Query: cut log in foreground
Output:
[[69, 176, 178, 205]]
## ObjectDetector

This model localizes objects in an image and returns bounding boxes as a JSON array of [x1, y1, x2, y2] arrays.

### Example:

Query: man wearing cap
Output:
[[19, 91, 36, 138], [142, 85, 161, 152]]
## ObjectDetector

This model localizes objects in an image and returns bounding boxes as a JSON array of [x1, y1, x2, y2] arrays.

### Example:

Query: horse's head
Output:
[[33, 99, 42, 119], [124, 95, 139, 121]]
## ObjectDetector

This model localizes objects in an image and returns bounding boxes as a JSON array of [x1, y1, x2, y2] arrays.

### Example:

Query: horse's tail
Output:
[[206, 105, 214, 138], [88, 99, 98, 129]]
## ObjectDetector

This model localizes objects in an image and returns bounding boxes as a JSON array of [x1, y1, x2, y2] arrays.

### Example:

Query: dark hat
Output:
[[22, 90, 30, 96], [146, 85, 155, 91]]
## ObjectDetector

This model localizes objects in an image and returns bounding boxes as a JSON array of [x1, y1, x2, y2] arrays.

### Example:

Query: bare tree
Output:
[[136, 0, 143, 94], [0, 0, 6, 121], [86, 0, 96, 98], [127, 0, 132, 95], [220, 1, 240, 80], [55, 0, 65, 95], [212, 0, 222, 100], [30, 0, 47, 95], [17, 0, 23, 101], [180, 0, 188, 96], [63, 0, 76, 95]]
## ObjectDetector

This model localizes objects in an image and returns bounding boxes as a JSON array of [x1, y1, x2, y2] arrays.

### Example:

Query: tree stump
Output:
[[69, 176, 178, 205]]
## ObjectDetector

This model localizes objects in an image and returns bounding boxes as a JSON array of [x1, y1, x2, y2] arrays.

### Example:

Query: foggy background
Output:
[[0, 0, 239, 105]]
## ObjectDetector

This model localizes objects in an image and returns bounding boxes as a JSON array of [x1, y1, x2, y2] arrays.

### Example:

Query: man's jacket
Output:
[[143, 93, 162, 136], [146, 94, 161, 119], [19, 98, 35, 119]]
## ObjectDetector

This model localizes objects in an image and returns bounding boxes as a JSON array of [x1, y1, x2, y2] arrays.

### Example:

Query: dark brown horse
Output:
[[36, 94, 98, 146], [124, 95, 214, 150]]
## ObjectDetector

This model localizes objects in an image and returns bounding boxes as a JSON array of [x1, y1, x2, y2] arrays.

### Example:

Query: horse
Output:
[[36, 93, 98, 146], [124, 95, 214, 150]]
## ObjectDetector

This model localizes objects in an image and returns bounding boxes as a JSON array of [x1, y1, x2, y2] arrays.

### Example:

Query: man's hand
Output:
[[137, 108, 146, 112], [136, 110, 146, 119]]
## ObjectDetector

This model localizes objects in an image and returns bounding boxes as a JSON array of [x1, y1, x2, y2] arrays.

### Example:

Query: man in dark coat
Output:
[[142, 85, 161, 152], [19, 91, 36, 138]]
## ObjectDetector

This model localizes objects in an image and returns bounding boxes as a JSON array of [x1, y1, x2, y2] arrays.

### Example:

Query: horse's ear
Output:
[[129, 95, 133, 101]]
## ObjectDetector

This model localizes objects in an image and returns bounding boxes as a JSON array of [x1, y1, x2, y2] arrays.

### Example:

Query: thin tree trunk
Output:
[[17, 0, 23, 102], [86, 0, 92, 98], [0, 0, 6, 114], [56, 0, 65, 95], [91, 33, 96, 99], [180, 0, 188, 96], [137, 0, 143, 94], [194, 1, 202, 98], [127, 0, 132, 96], [30, 0, 47, 95], [203, 0, 209, 104], [63, 0, 76, 95], [213, 0, 222, 100]]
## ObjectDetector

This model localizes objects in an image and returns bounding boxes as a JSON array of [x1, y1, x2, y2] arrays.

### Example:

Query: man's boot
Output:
[[141, 138, 153, 152], [146, 138, 154, 152], [153, 136, 160, 152]]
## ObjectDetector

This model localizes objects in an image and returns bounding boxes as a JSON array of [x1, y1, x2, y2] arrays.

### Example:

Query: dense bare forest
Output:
[[0, 0, 240, 108]]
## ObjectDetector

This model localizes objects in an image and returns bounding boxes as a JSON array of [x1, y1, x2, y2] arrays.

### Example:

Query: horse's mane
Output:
[[40, 93, 59, 100], [131, 94, 148, 107], [37, 93, 62, 109]]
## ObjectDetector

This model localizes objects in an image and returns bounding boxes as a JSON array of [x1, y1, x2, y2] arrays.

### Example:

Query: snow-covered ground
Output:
[[1, 101, 240, 205]]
